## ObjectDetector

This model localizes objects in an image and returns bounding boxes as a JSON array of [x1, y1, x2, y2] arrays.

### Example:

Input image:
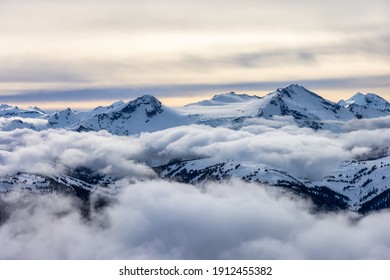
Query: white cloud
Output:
[[0, 129, 155, 178], [0, 121, 389, 180], [1, 179, 390, 259]]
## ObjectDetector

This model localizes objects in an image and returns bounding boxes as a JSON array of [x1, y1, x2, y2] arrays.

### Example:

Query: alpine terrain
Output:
[[1, 84, 390, 214]]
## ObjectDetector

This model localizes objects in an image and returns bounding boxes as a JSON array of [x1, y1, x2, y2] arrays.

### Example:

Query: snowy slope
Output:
[[0, 169, 118, 198], [307, 156, 390, 212], [158, 158, 303, 186], [156, 158, 349, 211], [180, 92, 261, 117]]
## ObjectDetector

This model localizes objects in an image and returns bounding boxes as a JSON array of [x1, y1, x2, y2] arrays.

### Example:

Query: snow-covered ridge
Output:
[[0, 104, 45, 118], [1, 84, 390, 134], [339, 92, 390, 109], [185, 91, 259, 107]]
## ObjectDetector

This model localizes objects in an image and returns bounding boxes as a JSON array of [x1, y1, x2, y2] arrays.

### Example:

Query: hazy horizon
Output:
[[2, 81, 390, 111]]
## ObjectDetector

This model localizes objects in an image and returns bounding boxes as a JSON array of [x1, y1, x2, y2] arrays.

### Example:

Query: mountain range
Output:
[[1, 84, 390, 214], [2, 84, 390, 133]]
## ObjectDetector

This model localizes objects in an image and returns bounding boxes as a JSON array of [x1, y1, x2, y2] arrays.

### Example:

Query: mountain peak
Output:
[[344, 92, 389, 107], [276, 84, 321, 99], [257, 84, 345, 129], [0, 103, 45, 118], [338, 92, 390, 118], [27, 106, 45, 114], [277, 83, 304, 91], [122, 95, 162, 113], [210, 92, 258, 103], [136, 94, 161, 103]]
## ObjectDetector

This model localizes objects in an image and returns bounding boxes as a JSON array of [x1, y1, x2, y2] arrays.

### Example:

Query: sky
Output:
[[0, 0, 389, 109]]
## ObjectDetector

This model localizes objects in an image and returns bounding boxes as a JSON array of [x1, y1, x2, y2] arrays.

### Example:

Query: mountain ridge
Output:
[[2, 84, 390, 134]]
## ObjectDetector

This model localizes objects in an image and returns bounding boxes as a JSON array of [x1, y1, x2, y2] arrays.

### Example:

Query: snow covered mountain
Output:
[[47, 100, 127, 129], [181, 85, 390, 130], [253, 84, 354, 129], [0, 104, 45, 118], [48, 108, 84, 128], [73, 95, 193, 135], [3, 84, 390, 134], [177, 92, 262, 127], [338, 92, 390, 119], [185, 91, 259, 107], [155, 155, 390, 213]]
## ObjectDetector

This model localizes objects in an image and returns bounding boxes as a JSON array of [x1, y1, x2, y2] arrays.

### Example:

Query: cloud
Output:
[[342, 115, 390, 131], [1, 179, 390, 259], [0, 120, 389, 180], [0, 117, 47, 131], [0, 129, 155, 178], [136, 124, 352, 179]]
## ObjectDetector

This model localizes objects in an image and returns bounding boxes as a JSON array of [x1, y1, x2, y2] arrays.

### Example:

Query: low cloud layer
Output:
[[1, 179, 390, 259], [0, 129, 154, 178], [1, 120, 390, 259], [1, 119, 390, 180]]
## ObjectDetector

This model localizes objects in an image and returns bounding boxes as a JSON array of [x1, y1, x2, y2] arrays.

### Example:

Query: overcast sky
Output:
[[0, 0, 389, 109]]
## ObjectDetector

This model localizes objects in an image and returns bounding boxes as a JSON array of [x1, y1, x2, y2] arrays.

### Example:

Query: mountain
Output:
[[254, 84, 355, 129], [0, 119, 36, 131], [182, 85, 390, 130], [48, 108, 84, 128], [47, 100, 127, 129], [180, 92, 261, 119], [74, 95, 193, 135], [4, 85, 390, 133], [0, 104, 45, 118], [186, 91, 259, 107], [155, 155, 390, 213], [0, 170, 117, 218], [338, 92, 390, 119]]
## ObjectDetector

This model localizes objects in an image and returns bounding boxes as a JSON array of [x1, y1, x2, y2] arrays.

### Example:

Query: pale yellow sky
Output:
[[0, 0, 389, 109]]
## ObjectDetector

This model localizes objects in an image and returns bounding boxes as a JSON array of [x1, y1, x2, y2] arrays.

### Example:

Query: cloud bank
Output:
[[1, 119, 390, 179], [1, 179, 390, 259]]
